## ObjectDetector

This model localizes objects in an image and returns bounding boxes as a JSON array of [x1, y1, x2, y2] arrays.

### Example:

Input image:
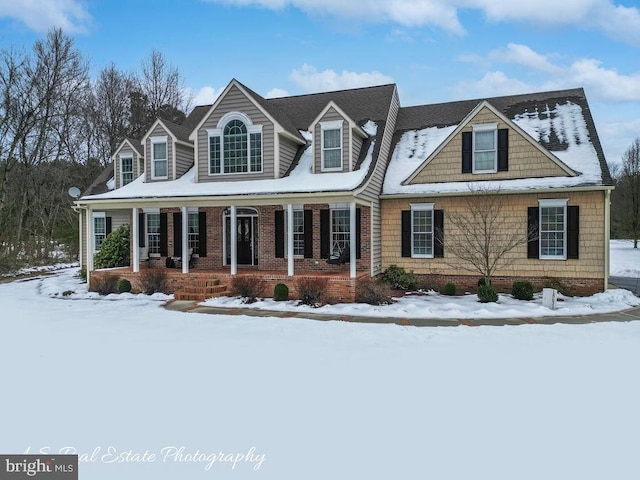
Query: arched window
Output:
[[208, 113, 263, 175]]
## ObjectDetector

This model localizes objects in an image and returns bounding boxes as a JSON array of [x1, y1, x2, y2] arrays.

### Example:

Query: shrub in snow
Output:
[[77, 268, 87, 282], [139, 269, 167, 294], [512, 281, 534, 301], [477, 277, 487, 287], [478, 284, 498, 303], [90, 273, 118, 295], [442, 282, 457, 296], [273, 283, 289, 301], [356, 278, 393, 305], [381, 265, 417, 290], [94, 225, 130, 269], [295, 277, 328, 307], [117, 278, 132, 293], [231, 276, 265, 303]]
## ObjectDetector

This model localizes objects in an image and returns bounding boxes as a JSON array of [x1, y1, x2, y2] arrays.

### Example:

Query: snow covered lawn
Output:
[[1, 268, 640, 480], [610, 239, 640, 277]]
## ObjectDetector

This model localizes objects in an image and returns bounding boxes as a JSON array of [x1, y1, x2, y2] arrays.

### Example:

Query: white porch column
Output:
[[86, 207, 94, 273], [350, 201, 356, 279], [287, 203, 294, 277], [230, 205, 237, 275], [78, 208, 84, 270], [181, 206, 189, 274], [132, 207, 140, 273]]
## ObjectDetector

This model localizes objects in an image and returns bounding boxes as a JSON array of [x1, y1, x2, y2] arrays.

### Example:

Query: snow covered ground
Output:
[[610, 239, 640, 277], [2, 267, 640, 479]]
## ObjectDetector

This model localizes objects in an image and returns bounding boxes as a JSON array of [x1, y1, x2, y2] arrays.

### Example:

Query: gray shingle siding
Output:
[[278, 135, 299, 178], [175, 143, 194, 178]]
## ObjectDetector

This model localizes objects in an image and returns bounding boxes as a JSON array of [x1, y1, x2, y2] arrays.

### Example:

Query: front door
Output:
[[237, 217, 252, 265]]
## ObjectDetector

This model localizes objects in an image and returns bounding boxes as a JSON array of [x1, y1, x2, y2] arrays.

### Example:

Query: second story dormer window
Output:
[[120, 155, 133, 186], [472, 123, 497, 173], [208, 113, 263, 175], [151, 136, 168, 180], [321, 120, 343, 171]]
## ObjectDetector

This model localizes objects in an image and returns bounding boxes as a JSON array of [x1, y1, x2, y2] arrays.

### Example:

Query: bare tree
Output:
[[618, 139, 640, 248], [441, 185, 537, 284]]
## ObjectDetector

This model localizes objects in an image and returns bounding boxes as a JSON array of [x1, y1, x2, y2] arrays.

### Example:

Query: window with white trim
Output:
[[321, 120, 343, 171], [473, 123, 497, 173], [331, 209, 350, 253], [92, 212, 106, 252], [539, 199, 567, 259], [284, 207, 304, 257], [188, 209, 199, 255], [208, 113, 263, 175], [120, 155, 133, 186], [146, 212, 161, 255], [151, 137, 168, 179], [411, 203, 434, 258]]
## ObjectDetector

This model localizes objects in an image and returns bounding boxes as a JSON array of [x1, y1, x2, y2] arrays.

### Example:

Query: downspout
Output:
[[604, 189, 611, 290]]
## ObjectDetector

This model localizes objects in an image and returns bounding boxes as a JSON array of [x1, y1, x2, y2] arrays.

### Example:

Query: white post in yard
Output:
[[132, 207, 139, 273], [287, 203, 294, 277], [350, 201, 356, 279], [230, 205, 237, 275], [86, 207, 94, 273], [181, 206, 189, 274]]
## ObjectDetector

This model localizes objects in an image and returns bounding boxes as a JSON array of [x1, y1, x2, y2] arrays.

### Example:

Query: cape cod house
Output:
[[77, 79, 613, 301]]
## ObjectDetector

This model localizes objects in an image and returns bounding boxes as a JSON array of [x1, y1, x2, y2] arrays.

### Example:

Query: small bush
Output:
[[381, 265, 417, 290], [139, 269, 167, 294], [477, 277, 488, 287], [231, 276, 265, 303], [512, 281, 534, 301], [62, 290, 74, 297], [77, 268, 87, 282], [94, 225, 130, 269], [356, 278, 393, 305], [273, 283, 289, 301], [117, 278, 132, 293], [442, 282, 457, 296], [296, 277, 329, 307], [477, 283, 498, 303], [90, 273, 119, 295]]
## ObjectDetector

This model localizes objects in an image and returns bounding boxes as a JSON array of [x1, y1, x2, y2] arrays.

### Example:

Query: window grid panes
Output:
[[121, 157, 133, 185], [250, 132, 262, 172], [474, 130, 496, 171], [94, 217, 106, 250], [331, 209, 350, 253], [209, 136, 221, 174], [540, 206, 565, 257], [188, 212, 199, 254], [285, 210, 305, 257], [147, 213, 161, 255], [153, 142, 167, 178], [223, 120, 248, 173], [412, 210, 433, 256], [323, 128, 341, 169]]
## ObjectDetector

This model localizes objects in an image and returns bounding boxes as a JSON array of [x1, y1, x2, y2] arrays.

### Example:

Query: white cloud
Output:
[[489, 43, 561, 74], [290, 64, 394, 93], [203, 0, 640, 45], [453, 71, 533, 99], [0, 0, 91, 33], [189, 86, 222, 106], [265, 88, 289, 98]]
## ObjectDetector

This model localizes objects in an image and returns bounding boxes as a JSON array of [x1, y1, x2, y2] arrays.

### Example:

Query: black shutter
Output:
[[173, 212, 182, 257], [527, 207, 539, 259], [106, 217, 112, 236], [462, 131, 472, 173], [498, 128, 509, 172], [275, 210, 284, 258], [198, 211, 207, 257], [320, 210, 330, 258], [434, 209, 444, 258], [138, 213, 145, 247], [356, 208, 361, 259], [304, 209, 313, 258], [401, 210, 411, 257], [567, 206, 579, 259], [160, 212, 168, 257]]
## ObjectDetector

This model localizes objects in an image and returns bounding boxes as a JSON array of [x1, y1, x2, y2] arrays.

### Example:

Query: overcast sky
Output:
[[1, 0, 639, 164]]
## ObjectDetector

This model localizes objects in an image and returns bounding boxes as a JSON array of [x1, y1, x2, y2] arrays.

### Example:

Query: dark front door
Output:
[[237, 217, 252, 265]]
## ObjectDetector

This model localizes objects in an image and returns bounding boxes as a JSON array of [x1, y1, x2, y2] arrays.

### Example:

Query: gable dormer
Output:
[[405, 101, 576, 185], [309, 101, 368, 174], [112, 138, 143, 189], [141, 119, 195, 183]]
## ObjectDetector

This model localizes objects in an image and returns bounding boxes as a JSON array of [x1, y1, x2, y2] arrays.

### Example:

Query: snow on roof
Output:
[[383, 101, 604, 196], [82, 125, 377, 201], [106, 177, 115, 191]]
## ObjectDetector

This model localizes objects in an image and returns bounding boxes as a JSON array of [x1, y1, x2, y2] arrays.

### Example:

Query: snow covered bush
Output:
[[139, 269, 167, 294], [231, 276, 265, 303], [295, 277, 328, 307], [381, 265, 417, 290], [356, 278, 393, 305], [94, 225, 130, 269]]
